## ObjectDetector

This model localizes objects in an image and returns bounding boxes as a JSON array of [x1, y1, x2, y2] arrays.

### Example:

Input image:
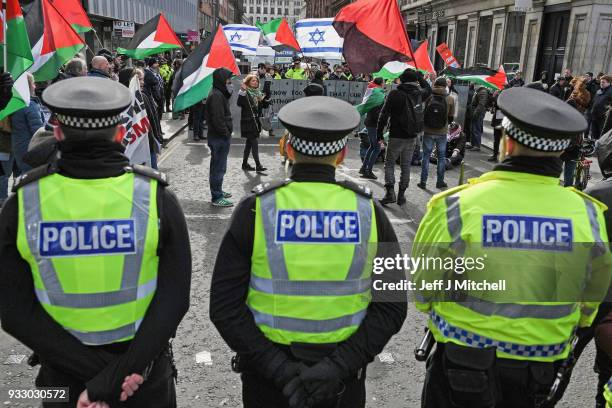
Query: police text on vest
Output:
[[276, 210, 360, 243], [482, 215, 573, 251], [38, 220, 137, 257]]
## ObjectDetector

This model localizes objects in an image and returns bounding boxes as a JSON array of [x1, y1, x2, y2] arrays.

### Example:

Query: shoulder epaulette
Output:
[[337, 179, 373, 198], [567, 187, 608, 211], [252, 179, 292, 196], [12, 164, 57, 192], [428, 183, 471, 205], [125, 165, 169, 187]]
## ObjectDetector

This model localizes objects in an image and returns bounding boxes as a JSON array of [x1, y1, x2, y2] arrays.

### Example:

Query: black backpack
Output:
[[424, 94, 448, 129], [404, 92, 424, 133]]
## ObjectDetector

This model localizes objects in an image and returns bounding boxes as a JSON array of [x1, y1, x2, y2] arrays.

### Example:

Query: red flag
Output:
[[208, 24, 239, 75], [412, 40, 434, 74], [333, 0, 416, 75], [48, 0, 92, 33]]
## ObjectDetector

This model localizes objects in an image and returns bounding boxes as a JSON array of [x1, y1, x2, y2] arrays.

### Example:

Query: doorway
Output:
[[535, 10, 570, 84]]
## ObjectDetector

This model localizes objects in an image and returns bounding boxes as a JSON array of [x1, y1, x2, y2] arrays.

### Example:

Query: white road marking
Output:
[[3, 354, 26, 365], [195, 351, 213, 365], [377, 352, 394, 363]]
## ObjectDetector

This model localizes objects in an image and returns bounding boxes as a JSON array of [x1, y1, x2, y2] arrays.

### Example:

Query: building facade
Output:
[[200, 0, 246, 39], [305, 0, 353, 18], [401, 0, 612, 82], [243, 0, 304, 25]]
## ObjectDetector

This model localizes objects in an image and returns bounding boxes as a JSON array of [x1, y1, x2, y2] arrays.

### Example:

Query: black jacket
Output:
[[377, 79, 432, 140], [364, 103, 383, 128], [210, 164, 407, 381], [237, 90, 261, 138], [592, 86, 612, 120], [144, 68, 163, 108], [549, 83, 566, 100], [205, 69, 234, 139], [0, 140, 191, 404]]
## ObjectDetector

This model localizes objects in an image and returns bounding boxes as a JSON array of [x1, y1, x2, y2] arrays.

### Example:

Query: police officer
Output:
[[413, 87, 612, 407], [210, 96, 407, 408], [0, 77, 192, 407], [284, 57, 307, 80]]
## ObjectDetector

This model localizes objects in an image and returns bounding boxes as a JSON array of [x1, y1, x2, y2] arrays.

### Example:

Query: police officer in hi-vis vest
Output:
[[0, 77, 192, 407], [210, 96, 407, 408], [413, 86, 612, 407]]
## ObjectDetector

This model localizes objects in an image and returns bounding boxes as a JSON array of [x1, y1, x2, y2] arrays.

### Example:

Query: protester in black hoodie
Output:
[[377, 68, 431, 206], [205, 68, 235, 207]]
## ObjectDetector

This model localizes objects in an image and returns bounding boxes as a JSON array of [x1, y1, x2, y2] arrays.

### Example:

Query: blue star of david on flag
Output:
[[308, 28, 325, 46], [230, 32, 242, 42]]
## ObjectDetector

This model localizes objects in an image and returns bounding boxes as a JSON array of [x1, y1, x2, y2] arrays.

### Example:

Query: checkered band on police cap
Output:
[[502, 117, 572, 152], [288, 134, 348, 157], [56, 113, 123, 129]]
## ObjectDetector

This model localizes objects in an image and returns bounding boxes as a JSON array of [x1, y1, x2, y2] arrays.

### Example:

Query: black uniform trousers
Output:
[[241, 366, 367, 408], [36, 351, 176, 408], [422, 346, 558, 408]]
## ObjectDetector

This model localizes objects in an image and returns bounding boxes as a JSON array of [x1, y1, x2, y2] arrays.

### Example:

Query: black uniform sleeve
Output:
[[209, 197, 290, 375], [86, 189, 192, 403], [0, 196, 113, 383], [328, 202, 408, 376]]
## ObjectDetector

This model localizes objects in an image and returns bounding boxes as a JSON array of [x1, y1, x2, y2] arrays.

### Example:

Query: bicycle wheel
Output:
[[580, 166, 590, 190]]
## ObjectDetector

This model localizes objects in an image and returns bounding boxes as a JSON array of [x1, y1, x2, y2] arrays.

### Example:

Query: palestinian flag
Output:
[[256, 18, 301, 52], [23, 0, 85, 82], [333, 0, 416, 75], [442, 66, 508, 91], [49, 0, 92, 33], [373, 41, 434, 80], [356, 87, 385, 116], [172, 25, 239, 113], [0, 0, 34, 120], [117, 14, 182, 60]]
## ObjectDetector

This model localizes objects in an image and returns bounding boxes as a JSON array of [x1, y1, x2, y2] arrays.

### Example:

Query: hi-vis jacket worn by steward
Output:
[[413, 166, 612, 362]]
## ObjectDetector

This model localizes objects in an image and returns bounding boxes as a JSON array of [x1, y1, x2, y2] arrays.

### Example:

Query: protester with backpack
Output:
[[377, 69, 431, 205], [418, 77, 455, 189]]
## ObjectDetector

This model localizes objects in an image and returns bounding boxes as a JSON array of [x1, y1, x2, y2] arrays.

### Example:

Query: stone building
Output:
[[401, 0, 612, 82], [242, 0, 305, 25]]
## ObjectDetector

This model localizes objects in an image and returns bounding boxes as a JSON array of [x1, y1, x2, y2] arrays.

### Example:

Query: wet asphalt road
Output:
[[0, 130, 599, 407]]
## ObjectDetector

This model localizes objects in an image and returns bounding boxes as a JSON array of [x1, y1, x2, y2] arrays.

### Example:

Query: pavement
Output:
[[0, 127, 601, 407]]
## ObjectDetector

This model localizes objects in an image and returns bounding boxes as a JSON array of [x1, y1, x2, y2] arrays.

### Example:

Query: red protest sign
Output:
[[436, 43, 461, 68]]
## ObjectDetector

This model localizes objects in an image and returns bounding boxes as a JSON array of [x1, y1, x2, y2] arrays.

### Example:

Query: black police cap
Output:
[[497, 87, 587, 152], [42, 77, 131, 129], [278, 96, 360, 157]]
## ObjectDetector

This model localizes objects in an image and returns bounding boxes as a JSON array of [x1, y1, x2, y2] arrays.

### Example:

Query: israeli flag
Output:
[[223, 24, 261, 55], [295, 19, 344, 59]]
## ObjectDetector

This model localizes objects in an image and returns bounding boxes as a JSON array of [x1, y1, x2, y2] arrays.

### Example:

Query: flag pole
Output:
[[2, 0, 7, 72]]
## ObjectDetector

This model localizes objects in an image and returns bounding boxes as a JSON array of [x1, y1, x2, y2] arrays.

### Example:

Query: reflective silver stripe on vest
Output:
[[445, 196, 466, 255], [22, 176, 154, 342], [431, 311, 569, 358], [250, 275, 371, 296], [250, 308, 367, 333], [346, 195, 373, 279], [23, 182, 63, 293], [34, 277, 157, 309], [259, 192, 289, 280], [458, 296, 576, 319], [68, 319, 143, 346], [584, 198, 607, 258]]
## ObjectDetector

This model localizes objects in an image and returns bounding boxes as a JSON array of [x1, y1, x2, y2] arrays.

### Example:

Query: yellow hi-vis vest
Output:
[[247, 181, 377, 345], [413, 170, 612, 362], [16, 171, 160, 345], [605, 380, 612, 408]]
